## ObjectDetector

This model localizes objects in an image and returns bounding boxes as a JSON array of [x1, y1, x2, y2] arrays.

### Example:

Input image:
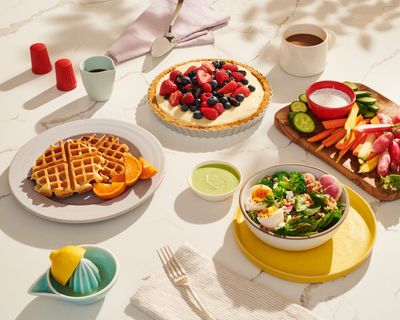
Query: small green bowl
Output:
[[29, 245, 119, 304]]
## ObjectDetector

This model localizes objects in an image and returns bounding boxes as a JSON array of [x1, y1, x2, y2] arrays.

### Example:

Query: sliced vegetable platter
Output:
[[274, 83, 400, 201]]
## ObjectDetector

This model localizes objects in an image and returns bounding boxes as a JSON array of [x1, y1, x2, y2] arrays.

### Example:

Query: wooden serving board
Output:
[[274, 83, 400, 201]]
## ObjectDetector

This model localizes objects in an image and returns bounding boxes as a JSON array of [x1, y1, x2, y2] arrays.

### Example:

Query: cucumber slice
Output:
[[288, 112, 297, 126], [291, 112, 315, 133], [298, 93, 308, 104], [367, 104, 380, 112], [357, 102, 369, 115], [343, 81, 358, 91], [363, 111, 376, 118], [290, 101, 308, 112], [357, 96, 377, 106], [355, 91, 372, 98]]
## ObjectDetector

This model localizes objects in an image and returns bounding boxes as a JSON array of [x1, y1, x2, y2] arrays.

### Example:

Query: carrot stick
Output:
[[322, 128, 347, 147], [307, 128, 335, 143], [336, 131, 361, 162], [366, 151, 378, 161], [335, 116, 364, 150], [322, 118, 347, 129]]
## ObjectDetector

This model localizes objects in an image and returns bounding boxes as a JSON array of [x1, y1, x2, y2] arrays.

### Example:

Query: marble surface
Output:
[[1, 0, 400, 319]]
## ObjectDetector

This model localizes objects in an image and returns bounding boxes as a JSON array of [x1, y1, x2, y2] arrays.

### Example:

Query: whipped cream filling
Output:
[[155, 61, 265, 127]]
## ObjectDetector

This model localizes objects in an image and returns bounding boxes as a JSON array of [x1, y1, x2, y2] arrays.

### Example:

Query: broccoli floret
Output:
[[273, 185, 286, 200], [258, 177, 273, 188], [381, 174, 400, 191], [272, 171, 289, 181], [277, 171, 306, 194]]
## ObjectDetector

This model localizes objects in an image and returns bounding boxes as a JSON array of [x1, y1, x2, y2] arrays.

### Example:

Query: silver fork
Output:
[[157, 246, 216, 320]]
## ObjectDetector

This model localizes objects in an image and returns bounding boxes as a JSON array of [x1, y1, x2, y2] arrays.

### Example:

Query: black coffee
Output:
[[89, 68, 107, 73], [286, 33, 324, 46]]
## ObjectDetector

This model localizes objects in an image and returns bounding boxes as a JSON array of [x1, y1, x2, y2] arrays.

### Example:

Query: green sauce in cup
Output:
[[192, 163, 240, 195]]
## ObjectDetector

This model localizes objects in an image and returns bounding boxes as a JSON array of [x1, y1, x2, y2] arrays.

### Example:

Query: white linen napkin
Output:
[[131, 244, 321, 320]]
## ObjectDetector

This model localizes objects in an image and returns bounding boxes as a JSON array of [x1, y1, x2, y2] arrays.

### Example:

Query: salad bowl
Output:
[[239, 164, 349, 251]]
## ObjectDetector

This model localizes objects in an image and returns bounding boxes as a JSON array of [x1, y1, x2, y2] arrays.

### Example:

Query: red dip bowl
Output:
[[306, 80, 356, 120]]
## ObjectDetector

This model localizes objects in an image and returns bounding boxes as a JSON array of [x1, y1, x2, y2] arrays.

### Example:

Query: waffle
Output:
[[78, 134, 129, 180], [30, 140, 105, 198]]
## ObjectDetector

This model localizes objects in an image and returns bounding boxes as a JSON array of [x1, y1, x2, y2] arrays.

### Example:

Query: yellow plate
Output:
[[233, 186, 376, 283]]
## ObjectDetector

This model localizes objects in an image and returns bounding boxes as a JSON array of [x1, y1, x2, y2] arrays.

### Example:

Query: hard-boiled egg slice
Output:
[[248, 184, 273, 203], [258, 207, 284, 229]]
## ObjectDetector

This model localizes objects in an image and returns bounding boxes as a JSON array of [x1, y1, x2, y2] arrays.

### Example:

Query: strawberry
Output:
[[200, 101, 209, 109], [234, 86, 251, 97], [169, 90, 182, 106], [202, 83, 212, 93], [201, 92, 213, 102], [159, 80, 177, 96], [232, 71, 244, 81], [169, 70, 182, 81], [197, 66, 209, 73], [184, 83, 193, 90], [196, 69, 212, 85], [215, 69, 229, 84], [236, 82, 243, 88], [218, 80, 237, 94], [200, 107, 219, 120], [213, 103, 224, 115], [222, 63, 239, 71], [201, 62, 215, 74], [181, 92, 195, 105], [183, 65, 197, 76]]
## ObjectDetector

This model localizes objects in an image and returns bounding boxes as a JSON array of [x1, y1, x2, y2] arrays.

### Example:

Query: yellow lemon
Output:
[[49, 246, 86, 286]]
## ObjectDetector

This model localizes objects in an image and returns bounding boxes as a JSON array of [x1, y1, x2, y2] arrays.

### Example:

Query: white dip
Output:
[[310, 88, 351, 108]]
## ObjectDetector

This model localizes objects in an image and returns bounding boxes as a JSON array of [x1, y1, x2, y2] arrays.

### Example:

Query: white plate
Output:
[[8, 119, 165, 223]]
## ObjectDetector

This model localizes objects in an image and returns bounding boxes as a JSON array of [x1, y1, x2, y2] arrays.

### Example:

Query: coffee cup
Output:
[[279, 24, 336, 77], [80, 56, 116, 101]]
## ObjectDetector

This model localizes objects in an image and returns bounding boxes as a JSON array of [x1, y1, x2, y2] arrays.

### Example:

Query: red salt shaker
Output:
[[30, 43, 52, 74], [55, 58, 77, 91]]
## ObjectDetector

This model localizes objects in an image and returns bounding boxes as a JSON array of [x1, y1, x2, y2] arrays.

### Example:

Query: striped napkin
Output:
[[131, 244, 321, 320]]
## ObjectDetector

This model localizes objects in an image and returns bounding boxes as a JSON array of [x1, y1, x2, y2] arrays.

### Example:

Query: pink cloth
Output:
[[108, 0, 230, 62]]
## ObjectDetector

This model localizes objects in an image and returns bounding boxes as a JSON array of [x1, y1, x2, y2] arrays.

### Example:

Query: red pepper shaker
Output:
[[55, 58, 77, 91], [30, 43, 52, 74]]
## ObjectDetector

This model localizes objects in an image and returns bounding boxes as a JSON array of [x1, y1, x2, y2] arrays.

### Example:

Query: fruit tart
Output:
[[148, 59, 271, 137]]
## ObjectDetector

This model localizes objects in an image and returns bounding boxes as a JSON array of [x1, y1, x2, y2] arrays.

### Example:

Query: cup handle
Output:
[[326, 28, 336, 50]]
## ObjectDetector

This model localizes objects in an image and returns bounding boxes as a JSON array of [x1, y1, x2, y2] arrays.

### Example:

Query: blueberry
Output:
[[238, 70, 247, 76], [193, 110, 203, 119], [163, 95, 169, 100], [212, 61, 221, 69], [190, 104, 199, 112], [236, 94, 245, 102], [228, 97, 240, 107], [224, 102, 231, 109], [191, 77, 198, 85], [219, 97, 228, 104], [219, 61, 226, 66], [208, 96, 218, 106], [194, 87, 202, 98], [241, 79, 249, 85], [248, 85, 256, 92], [181, 88, 187, 94], [216, 93, 224, 99], [226, 70, 231, 75], [175, 75, 183, 85], [188, 70, 196, 78], [211, 79, 218, 89], [181, 104, 189, 112], [181, 76, 191, 85], [194, 98, 201, 106]]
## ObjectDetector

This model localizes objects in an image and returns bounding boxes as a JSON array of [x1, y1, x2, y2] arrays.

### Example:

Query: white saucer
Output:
[[9, 119, 165, 223]]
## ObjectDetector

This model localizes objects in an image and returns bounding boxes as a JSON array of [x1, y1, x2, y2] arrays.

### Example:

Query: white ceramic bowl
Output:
[[239, 164, 349, 251], [188, 160, 242, 202]]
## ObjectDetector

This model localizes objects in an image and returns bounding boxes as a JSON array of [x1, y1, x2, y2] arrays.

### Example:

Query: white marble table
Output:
[[1, 0, 400, 319]]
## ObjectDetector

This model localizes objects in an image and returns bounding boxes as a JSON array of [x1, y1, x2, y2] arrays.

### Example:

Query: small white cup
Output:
[[279, 24, 336, 77]]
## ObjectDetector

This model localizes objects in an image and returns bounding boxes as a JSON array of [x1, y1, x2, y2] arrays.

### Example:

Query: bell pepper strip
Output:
[[344, 103, 359, 139], [322, 118, 347, 129], [358, 133, 377, 162], [358, 155, 380, 173], [307, 128, 335, 143], [370, 115, 380, 124]]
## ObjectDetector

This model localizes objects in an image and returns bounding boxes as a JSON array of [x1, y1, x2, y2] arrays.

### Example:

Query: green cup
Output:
[[80, 56, 116, 101]]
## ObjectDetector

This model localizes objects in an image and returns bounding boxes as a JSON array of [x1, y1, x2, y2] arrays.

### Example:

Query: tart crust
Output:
[[148, 58, 272, 132]]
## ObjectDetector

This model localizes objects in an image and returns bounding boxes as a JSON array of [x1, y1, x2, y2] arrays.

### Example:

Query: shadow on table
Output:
[[174, 188, 233, 224], [16, 296, 103, 320], [0, 69, 37, 91], [35, 95, 104, 133], [135, 95, 260, 152], [24, 85, 66, 110], [125, 303, 155, 320], [0, 191, 151, 249]]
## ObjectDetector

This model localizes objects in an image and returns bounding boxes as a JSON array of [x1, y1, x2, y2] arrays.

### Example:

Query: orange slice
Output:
[[139, 157, 158, 180], [93, 181, 126, 200], [124, 153, 142, 186]]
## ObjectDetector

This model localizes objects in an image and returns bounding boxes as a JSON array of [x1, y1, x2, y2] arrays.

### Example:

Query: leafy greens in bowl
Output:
[[239, 164, 349, 251]]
